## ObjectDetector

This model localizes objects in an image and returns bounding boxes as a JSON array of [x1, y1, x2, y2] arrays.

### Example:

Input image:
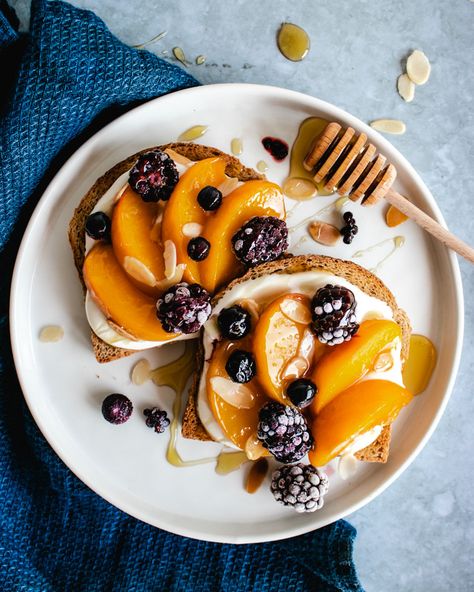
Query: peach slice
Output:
[[253, 294, 315, 404], [309, 380, 413, 466], [200, 180, 286, 293], [311, 320, 402, 413], [207, 338, 270, 450], [161, 157, 227, 284], [385, 205, 408, 228], [83, 243, 175, 342], [111, 186, 165, 296]]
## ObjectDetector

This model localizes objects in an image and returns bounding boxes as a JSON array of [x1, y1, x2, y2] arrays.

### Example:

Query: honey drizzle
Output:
[[256, 160, 268, 172], [178, 125, 208, 142], [403, 334, 437, 395], [245, 458, 269, 494], [277, 23, 310, 62], [284, 117, 333, 200], [352, 236, 405, 273], [215, 451, 249, 475], [231, 138, 243, 156], [289, 196, 349, 234], [151, 343, 214, 467]]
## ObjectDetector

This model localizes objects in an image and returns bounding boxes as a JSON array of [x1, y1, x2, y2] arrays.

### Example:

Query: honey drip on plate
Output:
[[277, 23, 310, 62], [256, 160, 268, 172], [231, 138, 243, 156], [403, 335, 437, 395], [178, 125, 208, 142], [284, 117, 333, 200], [289, 196, 348, 234], [352, 236, 405, 273], [151, 343, 214, 467], [215, 451, 249, 475], [245, 458, 269, 494]]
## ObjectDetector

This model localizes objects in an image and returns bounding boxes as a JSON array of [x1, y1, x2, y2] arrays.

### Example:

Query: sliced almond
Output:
[[164, 148, 193, 167], [210, 377, 255, 409], [406, 50, 431, 85], [182, 222, 203, 237], [373, 351, 394, 372], [107, 320, 139, 341], [338, 454, 358, 480], [308, 221, 341, 246], [163, 239, 177, 279], [397, 73, 415, 102], [131, 359, 151, 385], [279, 298, 311, 324], [282, 177, 318, 200], [155, 263, 186, 290], [39, 325, 64, 343], [244, 432, 267, 460], [218, 176, 240, 197], [123, 256, 157, 287], [370, 119, 406, 135], [280, 355, 308, 381]]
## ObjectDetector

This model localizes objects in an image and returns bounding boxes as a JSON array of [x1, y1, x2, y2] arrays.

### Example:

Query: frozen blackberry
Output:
[[271, 463, 329, 513], [85, 211, 111, 241], [311, 284, 359, 345], [101, 394, 133, 425], [144, 407, 170, 434], [286, 378, 317, 409], [217, 305, 252, 340], [187, 237, 210, 261], [156, 282, 211, 334], [340, 211, 359, 245], [232, 216, 288, 267], [257, 402, 313, 463], [197, 185, 222, 211], [129, 150, 179, 202], [225, 350, 256, 383]]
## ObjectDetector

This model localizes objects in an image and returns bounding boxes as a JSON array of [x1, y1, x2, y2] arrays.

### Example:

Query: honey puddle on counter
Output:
[[284, 117, 333, 200], [403, 335, 437, 395]]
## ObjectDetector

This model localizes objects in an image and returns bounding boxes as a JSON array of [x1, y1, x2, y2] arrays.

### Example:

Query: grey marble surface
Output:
[[11, 0, 474, 590]]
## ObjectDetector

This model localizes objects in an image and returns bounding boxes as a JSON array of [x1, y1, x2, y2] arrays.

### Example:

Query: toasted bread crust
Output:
[[182, 254, 411, 462], [68, 143, 263, 364]]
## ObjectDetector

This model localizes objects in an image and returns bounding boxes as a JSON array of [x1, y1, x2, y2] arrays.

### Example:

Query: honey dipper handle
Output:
[[385, 189, 474, 264]]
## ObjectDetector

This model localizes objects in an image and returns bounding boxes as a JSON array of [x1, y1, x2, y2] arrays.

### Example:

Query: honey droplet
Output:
[[231, 137, 243, 156], [403, 334, 437, 395], [131, 359, 151, 385], [282, 177, 317, 200], [245, 458, 269, 494], [172, 46, 188, 67], [215, 451, 249, 475], [256, 160, 268, 172], [177, 125, 208, 142], [386, 205, 409, 228], [195, 55, 206, 65], [39, 325, 64, 343], [277, 23, 310, 62]]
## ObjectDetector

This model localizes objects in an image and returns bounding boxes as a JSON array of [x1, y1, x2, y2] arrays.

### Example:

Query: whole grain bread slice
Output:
[[68, 143, 263, 364], [182, 254, 411, 463]]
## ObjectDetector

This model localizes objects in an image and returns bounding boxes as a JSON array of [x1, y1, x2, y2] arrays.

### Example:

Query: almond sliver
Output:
[[244, 432, 267, 460], [218, 177, 240, 197], [210, 377, 255, 409], [397, 73, 415, 102], [155, 263, 186, 290], [182, 222, 203, 237], [123, 256, 157, 287], [279, 298, 311, 324], [163, 239, 177, 279], [406, 50, 431, 85], [370, 119, 406, 135], [308, 221, 341, 246]]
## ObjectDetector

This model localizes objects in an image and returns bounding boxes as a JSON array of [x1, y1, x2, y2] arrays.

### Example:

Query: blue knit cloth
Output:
[[0, 1, 364, 590]]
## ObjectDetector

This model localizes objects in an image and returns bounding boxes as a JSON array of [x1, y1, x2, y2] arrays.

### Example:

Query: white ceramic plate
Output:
[[10, 84, 463, 543]]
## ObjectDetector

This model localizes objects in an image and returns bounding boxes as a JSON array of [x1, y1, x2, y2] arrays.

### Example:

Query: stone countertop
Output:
[[11, 0, 474, 589]]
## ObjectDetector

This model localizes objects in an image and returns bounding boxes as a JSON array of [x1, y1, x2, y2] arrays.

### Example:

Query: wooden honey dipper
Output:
[[304, 122, 474, 264]]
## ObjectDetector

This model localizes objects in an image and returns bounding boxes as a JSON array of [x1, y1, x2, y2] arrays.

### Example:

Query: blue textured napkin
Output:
[[0, 1, 364, 590]]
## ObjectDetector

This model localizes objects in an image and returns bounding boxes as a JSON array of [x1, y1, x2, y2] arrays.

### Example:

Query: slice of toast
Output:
[[68, 143, 263, 364], [182, 254, 411, 463]]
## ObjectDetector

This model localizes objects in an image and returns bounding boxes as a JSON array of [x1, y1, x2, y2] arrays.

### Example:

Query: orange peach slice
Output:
[[111, 186, 165, 296], [311, 320, 402, 413], [207, 338, 269, 450], [83, 243, 175, 342], [253, 294, 315, 404], [161, 157, 227, 284], [309, 380, 413, 466], [200, 180, 285, 293]]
